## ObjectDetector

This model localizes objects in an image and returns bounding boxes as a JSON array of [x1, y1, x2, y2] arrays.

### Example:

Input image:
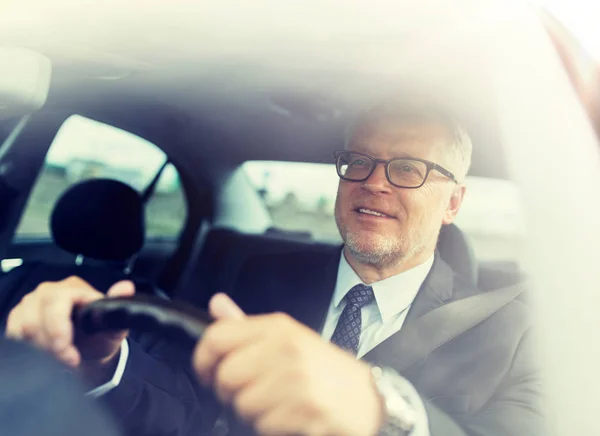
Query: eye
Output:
[[390, 160, 426, 180], [397, 163, 422, 175], [399, 164, 416, 172], [349, 158, 368, 167]]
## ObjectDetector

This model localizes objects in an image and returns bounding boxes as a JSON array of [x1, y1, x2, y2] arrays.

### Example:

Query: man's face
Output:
[[334, 118, 465, 268]]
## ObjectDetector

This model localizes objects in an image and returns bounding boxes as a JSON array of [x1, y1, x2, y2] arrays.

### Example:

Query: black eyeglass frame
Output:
[[333, 150, 458, 189]]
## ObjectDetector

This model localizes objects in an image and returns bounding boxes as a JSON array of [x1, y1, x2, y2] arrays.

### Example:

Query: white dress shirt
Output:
[[85, 339, 129, 398], [321, 252, 434, 357], [320, 251, 434, 435]]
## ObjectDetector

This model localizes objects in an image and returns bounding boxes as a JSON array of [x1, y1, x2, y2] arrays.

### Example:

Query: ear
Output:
[[442, 184, 466, 225]]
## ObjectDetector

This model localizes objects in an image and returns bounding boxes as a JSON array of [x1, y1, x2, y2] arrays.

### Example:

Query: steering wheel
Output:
[[73, 296, 213, 347]]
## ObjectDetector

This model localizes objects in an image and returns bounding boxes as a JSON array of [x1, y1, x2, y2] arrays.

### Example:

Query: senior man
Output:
[[5, 102, 542, 436]]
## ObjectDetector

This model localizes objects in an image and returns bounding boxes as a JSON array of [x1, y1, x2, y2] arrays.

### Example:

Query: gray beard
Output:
[[335, 204, 433, 269], [340, 223, 432, 269], [343, 231, 405, 268]]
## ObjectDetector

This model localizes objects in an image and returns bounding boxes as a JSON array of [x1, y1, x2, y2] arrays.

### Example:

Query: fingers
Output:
[[212, 338, 275, 403], [54, 345, 81, 367], [209, 293, 245, 320], [193, 319, 255, 386], [41, 284, 104, 354], [193, 313, 291, 385], [6, 294, 43, 344], [232, 367, 294, 425], [192, 307, 382, 436], [106, 280, 136, 298], [5, 276, 118, 367], [254, 403, 326, 436]]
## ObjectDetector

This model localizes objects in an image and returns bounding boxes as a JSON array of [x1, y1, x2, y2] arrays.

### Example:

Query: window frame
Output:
[[13, 115, 189, 242]]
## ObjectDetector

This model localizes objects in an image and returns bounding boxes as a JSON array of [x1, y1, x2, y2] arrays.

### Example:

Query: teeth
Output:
[[359, 208, 386, 217]]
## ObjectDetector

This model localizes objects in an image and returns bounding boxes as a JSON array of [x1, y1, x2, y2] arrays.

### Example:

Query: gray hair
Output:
[[344, 101, 473, 181]]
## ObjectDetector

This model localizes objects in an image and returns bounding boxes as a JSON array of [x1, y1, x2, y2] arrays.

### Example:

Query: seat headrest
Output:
[[50, 179, 145, 262], [437, 223, 478, 284]]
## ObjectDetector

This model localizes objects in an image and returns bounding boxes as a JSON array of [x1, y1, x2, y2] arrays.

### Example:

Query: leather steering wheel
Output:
[[73, 296, 213, 347]]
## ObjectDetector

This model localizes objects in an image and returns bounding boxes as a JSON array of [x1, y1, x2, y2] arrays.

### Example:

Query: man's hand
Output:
[[5, 277, 134, 378], [193, 294, 384, 436]]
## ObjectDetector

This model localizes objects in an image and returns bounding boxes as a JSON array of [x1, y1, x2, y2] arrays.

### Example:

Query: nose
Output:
[[362, 162, 392, 194]]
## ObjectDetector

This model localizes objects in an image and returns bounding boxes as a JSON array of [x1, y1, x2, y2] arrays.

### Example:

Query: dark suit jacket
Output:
[[103, 248, 545, 436]]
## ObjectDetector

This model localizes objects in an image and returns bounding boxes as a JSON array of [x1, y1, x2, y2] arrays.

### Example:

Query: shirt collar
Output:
[[333, 252, 435, 323]]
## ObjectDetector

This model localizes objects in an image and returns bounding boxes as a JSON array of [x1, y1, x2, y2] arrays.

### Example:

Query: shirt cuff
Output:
[[372, 366, 430, 436], [84, 339, 129, 398], [397, 375, 430, 436]]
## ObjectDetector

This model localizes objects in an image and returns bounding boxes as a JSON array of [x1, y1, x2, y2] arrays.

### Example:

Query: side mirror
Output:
[[0, 47, 51, 118]]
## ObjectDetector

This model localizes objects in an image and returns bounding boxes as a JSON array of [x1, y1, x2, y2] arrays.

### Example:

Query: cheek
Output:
[[335, 183, 354, 213], [411, 191, 450, 228], [395, 191, 417, 219], [398, 190, 435, 223]]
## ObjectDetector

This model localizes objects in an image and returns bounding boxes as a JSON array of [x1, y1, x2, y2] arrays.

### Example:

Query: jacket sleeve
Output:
[[100, 339, 222, 436], [424, 329, 546, 436]]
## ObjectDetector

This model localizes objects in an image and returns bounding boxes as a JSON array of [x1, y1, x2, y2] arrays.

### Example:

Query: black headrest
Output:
[[50, 179, 145, 262], [437, 223, 478, 285]]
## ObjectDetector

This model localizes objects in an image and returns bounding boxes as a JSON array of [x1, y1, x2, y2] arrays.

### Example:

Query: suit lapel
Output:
[[362, 254, 455, 372], [404, 254, 455, 322]]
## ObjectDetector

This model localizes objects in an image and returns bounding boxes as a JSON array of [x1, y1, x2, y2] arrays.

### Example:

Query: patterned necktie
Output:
[[330, 284, 375, 355]]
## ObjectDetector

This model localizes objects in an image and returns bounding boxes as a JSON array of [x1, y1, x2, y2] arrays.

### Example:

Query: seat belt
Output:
[[368, 283, 526, 372]]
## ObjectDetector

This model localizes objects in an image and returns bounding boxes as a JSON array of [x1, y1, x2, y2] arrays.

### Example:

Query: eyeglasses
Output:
[[333, 150, 457, 189]]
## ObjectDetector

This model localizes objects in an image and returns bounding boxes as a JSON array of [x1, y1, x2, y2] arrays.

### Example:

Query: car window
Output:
[[14, 115, 187, 240], [242, 161, 526, 263]]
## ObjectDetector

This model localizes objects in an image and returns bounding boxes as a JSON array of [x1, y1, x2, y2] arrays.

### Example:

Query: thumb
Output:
[[107, 280, 136, 298], [101, 281, 134, 343], [209, 293, 245, 320]]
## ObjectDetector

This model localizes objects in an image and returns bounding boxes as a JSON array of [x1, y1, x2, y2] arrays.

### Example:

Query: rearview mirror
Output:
[[0, 47, 51, 118]]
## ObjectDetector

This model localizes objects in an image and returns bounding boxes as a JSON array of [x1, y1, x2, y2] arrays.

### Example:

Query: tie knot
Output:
[[345, 284, 375, 309]]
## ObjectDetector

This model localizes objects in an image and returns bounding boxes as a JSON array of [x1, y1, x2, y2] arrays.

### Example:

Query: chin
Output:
[[344, 232, 404, 267]]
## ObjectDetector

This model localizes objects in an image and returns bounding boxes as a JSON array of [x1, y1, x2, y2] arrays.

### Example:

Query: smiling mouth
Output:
[[356, 208, 393, 219]]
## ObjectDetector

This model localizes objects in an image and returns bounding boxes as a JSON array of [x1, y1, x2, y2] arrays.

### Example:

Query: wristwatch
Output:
[[370, 366, 418, 436]]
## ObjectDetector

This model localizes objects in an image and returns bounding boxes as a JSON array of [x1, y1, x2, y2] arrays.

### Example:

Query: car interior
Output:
[[1, 2, 600, 434], [0, 84, 529, 327], [1, 2, 594, 325]]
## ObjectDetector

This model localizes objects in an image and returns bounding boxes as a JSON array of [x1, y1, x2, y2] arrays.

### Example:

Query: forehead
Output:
[[346, 118, 452, 162]]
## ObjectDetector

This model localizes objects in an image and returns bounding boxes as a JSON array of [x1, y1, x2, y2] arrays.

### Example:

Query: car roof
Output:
[[0, 0, 511, 180]]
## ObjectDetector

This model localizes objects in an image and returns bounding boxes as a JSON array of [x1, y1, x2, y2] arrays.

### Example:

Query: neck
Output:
[[343, 246, 434, 284]]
